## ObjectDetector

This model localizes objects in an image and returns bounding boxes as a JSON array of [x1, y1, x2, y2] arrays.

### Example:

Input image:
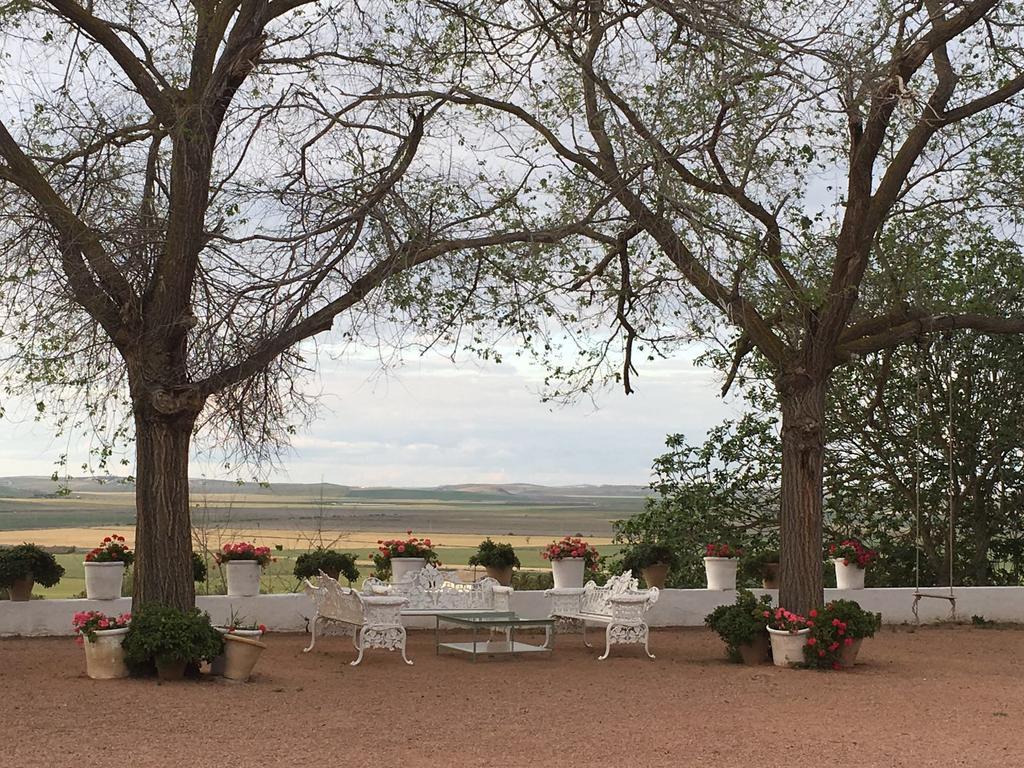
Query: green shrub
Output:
[[122, 603, 223, 671], [293, 549, 360, 583], [468, 539, 521, 569], [192, 552, 208, 583], [0, 544, 65, 589], [704, 589, 774, 662], [512, 570, 554, 590], [740, 549, 780, 581], [618, 543, 679, 574]]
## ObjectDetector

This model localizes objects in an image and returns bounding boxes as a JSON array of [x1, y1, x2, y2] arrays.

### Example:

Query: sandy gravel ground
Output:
[[2, 625, 1022, 767]]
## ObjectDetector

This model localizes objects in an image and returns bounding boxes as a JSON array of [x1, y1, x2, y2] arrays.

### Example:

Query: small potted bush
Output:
[[541, 536, 600, 589], [214, 542, 274, 596], [0, 543, 65, 600], [122, 603, 224, 681], [73, 609, 132, 679], [705, 589, 774, 664], [83, 534, 134, 600], [371, 531, 439, 583], [803, 599, 881, 669], [828, 538, 877, 589], [293, 548, 360, 584], [619, 543, 678, 589], [468, 538, 520, 586], [703, 543, 743, 590], [765, 606, 811, 667], [741, 549, 781, 589]]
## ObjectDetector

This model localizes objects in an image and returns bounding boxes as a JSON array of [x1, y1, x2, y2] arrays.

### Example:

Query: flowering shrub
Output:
[[541, 536, 600, 571], [84, 534, 134, 565], [214, 542, 274, 568], [73, 610, 131, 642], [705, 543, 743, 559], [803, 599, 881, 669], [828, 538, 877, 569], [765, 606, 810, 634]]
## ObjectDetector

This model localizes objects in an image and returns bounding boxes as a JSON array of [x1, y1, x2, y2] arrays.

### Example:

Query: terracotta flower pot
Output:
[[484, 565, 514, 586], [155, 658, 187, 681], [737, 633, 770, 665], [761, 563, 780, 590], [221, 633, 267, 682], [211, 627, 264, 675], [838, 637, 864, 668], [7, 577, 34, 601], [550, 557, 585, 589], [641, 563, 670, 589]]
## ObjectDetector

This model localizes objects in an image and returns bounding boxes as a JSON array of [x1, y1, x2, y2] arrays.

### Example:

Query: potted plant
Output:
[[371, 531, 439, 583], [0, 543, 65, 601], [704, 589, 774, 665], [803, 599, 881, 669], [73, 610, 132, 679], [293, 548, 360, 584], [541, 536, 600, 589], [468, 538, 520, 586], [122, 603, 224, 681], [193, 551, 208, 583], [214, 542, 274, 596], [703, 543, 743, 590], [765, 606, 810, 667], [83, 534, 133, 600], [742, 549, 781, 589], [211, 612, 268, 681], [619, 542, 678, 589], [828, 538, 877, 589]]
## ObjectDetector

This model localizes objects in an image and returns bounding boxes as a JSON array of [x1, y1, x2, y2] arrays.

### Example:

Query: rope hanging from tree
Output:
[[912, 335, 957, 623]]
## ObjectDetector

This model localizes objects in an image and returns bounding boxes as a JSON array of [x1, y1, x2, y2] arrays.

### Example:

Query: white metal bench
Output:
[[362, 564, 513, 615], [302, 574, 412, 666], [545, 571, 659, 660]]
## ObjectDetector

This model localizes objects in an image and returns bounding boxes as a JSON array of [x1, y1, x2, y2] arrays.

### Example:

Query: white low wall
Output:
[[1, 586, 1016, 638]]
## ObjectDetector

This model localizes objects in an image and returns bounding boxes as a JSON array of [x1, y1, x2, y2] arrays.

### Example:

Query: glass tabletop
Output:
[[436, 612, 555, 626]]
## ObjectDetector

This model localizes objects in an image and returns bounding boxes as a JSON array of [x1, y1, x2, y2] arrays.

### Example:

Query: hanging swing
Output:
[[911, 335, 957, 623]]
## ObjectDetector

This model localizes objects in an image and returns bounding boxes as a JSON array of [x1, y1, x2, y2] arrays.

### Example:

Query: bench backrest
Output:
[[304, 573, 366, 626], [363, 565, 504, 611], [580, 571, 658, 617]]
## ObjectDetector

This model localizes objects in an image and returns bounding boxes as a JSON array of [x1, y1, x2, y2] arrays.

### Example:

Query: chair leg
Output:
[[400, 628, 414, 665], [350, 628, 366, 666], [643, 623, 655, 659], [598, 624, 613, 661], [303, 617, 319, 653], [582, 620, 593, 648]]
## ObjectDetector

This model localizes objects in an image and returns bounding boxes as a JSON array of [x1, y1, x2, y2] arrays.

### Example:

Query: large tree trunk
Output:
[[778, 374, 827, 616], [132, 409, 197, 611]]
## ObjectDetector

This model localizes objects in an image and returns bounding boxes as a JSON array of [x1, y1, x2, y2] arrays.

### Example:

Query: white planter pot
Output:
[[703, 557, 739, 590], [225, 560, 262, 596], [391, 557, 426, 584], [767, 626, 810, 667], [551, 557, 586, 589], [212, 627, 264, 676], [84, 561, 126, 600], [83, 627, 129, 679], [221, 633, 268, 682], [834, 558, 866, 590]]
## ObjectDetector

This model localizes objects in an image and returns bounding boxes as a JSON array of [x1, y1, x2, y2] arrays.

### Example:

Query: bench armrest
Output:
[[545, 587, 584, 616]]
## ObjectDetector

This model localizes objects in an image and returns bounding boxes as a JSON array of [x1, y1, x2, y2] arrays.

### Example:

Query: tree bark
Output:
[[778, 374, 827, 616], [132, 409, 197, 611]]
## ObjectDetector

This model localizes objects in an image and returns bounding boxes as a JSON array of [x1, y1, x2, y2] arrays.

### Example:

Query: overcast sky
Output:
[[0, 344, 742, 487]]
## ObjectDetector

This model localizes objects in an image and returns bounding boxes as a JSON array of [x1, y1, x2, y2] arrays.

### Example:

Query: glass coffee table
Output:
[[434, 611, 556, 661]]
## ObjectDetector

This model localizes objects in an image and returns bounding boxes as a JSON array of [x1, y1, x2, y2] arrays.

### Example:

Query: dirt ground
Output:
[[1, 625, 1022, 767]]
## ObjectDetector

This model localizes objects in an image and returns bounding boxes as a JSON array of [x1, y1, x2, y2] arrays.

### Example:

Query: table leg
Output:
[[435, 615, 440, 655], [472, 624, 478, 662]]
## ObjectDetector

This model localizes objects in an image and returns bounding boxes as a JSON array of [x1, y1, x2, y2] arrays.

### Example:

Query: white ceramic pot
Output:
[[391, 557, 426, 584], [83, 627, 130, 679], [767, 626, 810, 667], [703, 557, 739, 590], [84, 561, 126, 600], [212, 627, 264, 676], [834, 558, 866, 590], [221, 633, 268, 682], [225, 560, 262, 596], [551, 557, 586, 589]]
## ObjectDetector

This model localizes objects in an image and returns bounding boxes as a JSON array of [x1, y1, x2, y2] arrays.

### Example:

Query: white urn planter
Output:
[[84, 561, 126, 600], [833, 559, 866, 590], [551, 557, 585, 589], [225, 560, 262, 596], [83, 627, 130, 679], [767, 627, 810, 667], [703, 557, 739, 590], [391, 557, 426, 584]]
